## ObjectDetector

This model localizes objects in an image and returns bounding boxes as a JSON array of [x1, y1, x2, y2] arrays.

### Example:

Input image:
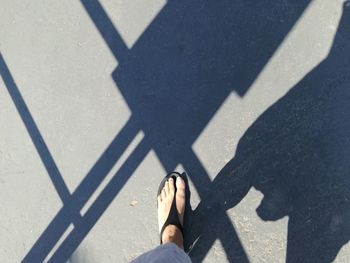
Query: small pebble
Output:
[[130, 200, 138, 206]]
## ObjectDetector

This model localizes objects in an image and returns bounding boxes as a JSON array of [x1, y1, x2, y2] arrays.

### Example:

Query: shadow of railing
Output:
[[0, 54, 72, 206]]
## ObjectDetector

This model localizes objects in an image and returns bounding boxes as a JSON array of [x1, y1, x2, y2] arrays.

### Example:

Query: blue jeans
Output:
[[132, 243, 192, 263]]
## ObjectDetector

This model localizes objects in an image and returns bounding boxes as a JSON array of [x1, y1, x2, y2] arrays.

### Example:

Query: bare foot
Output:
[[157, 176, 186, 248]]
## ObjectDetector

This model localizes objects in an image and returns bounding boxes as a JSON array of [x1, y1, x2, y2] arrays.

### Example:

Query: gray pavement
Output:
[[1, 0, 350, 262]]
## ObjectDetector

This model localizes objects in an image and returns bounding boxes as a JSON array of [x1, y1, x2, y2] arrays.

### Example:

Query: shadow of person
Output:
[[189, 2, 350, 262]]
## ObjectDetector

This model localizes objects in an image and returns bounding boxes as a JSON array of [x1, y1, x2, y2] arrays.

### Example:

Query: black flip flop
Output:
[[157, 172, 186, 244]]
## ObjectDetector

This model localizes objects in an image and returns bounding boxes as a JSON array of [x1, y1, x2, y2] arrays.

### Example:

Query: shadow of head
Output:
[[256, 188, 291, 221]]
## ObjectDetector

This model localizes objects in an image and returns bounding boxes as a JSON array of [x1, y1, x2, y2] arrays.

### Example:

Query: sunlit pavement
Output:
[[1, 0, 350, 262]]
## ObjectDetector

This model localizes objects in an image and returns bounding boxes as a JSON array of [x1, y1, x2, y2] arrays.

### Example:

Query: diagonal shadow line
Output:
[[22, 116, 139, 262], [1, 50, 145, 262], [48, 138, 150, 263], [0, 53, 72, 206], [81, 0, 129, 63], [180, 149, 249, 262]]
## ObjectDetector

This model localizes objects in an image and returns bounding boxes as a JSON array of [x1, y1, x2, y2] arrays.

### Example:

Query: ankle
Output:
[[161, 225, 184, 249]]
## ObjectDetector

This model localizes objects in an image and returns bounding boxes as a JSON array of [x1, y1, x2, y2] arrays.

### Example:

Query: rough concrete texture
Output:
[[1, 0, 350, 262]]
